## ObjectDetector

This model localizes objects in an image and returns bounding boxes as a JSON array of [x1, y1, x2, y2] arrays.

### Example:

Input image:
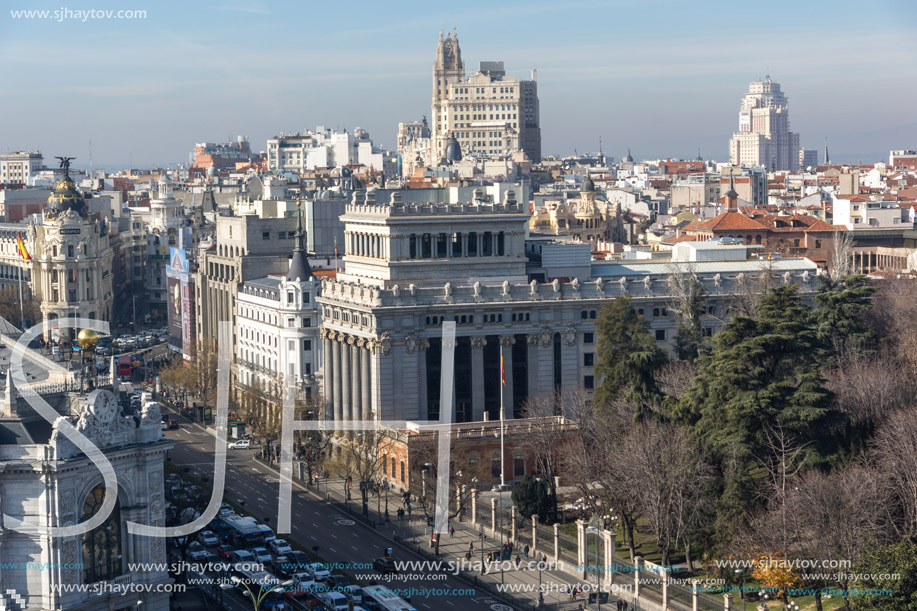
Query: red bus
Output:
[[117, 356, 132, 380]]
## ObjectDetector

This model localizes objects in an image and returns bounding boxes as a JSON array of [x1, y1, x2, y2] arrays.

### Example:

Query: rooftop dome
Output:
[[582, 175, 595, 193], [444, 134, 462, 163], [46, 156, 87, 220]]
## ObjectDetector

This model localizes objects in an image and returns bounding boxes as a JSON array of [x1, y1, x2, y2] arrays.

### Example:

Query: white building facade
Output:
[[729, 77, 800, 171]]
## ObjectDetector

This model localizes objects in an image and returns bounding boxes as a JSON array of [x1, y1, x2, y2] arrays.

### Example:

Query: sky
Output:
[[1, 0, 916, 168]]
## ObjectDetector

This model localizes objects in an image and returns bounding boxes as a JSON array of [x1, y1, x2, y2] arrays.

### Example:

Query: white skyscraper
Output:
[[729, 77, 800, 172]]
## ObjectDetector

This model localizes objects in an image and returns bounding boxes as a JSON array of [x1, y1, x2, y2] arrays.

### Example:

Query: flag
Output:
[[500, 349, 506, 386], [334, 236, 338, 257], [16, 233, 30, 261]]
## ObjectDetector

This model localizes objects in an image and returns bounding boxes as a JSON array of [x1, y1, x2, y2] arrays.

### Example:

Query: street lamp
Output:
[[231, 576, 295, 611]]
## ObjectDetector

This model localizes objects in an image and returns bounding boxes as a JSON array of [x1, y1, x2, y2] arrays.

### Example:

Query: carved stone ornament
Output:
[[526, 333, 541, 345], [409, 284, 416, 297], [618, 276, 627, 291], [783, 271, 792, 284], [473, 281, 482, 297], [539, 326, 553, 347], [801, 270, 810, 284], [141, 401, 161, 427], [571, 277, 581, 292], [502, 280, 510, 296], [404, 333, 417, 354], [552, 279, 560, 293], [73, 389, 135, 450], [418, 338, 430, 351], [595, 277, 604, 293], [529, 279, 538, 294], [563, 325, 577, 346], [346, 334, 357, 346], [444, 282, 452, 297], [713, 273, 722, 288], [736, 272, 747, 284], [643, 276, 652, 291], [392, 284, 400, 297], [377, 332, 391, 356], [470, 336, 487, 349], [500, 335, 516, 347]]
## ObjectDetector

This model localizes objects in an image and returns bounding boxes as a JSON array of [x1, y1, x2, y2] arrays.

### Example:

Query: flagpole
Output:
[[500, 345, 505, 489], [17, 263, 25, 330]]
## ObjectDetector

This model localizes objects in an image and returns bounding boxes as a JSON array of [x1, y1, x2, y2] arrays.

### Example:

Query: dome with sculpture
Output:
[[45, 156, 88, 220]]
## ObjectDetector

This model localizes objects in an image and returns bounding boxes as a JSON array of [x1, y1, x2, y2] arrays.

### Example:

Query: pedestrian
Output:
[[617, 599, 623, 611], [469, 541, 474, 553], [449, 525, 455, 538], [515, 555, 521, 568], [524, 544, 529, 558], [623, 600, 629, 611]]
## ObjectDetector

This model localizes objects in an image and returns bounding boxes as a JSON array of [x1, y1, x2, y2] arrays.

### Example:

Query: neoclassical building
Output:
[[529, 177, 632, 245], [318, 190, 820, 425], [0, 380, 171, 610]]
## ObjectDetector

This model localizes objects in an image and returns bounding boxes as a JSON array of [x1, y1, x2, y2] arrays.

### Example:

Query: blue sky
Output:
[[1, 0, 915, 168]]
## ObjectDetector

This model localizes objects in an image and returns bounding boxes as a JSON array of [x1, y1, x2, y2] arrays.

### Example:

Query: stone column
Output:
[[526, 333, 540, 401], [360, 341, 371, 422], [692, 580, 699, 611], [724, 593, 733, 611], [350, 340, 361, 421], [531, 514, 538, 552], [604, 530, 616, 585], [471, 489, 478, 525], [470, 336, 486, 421], [491, 498, 498, 538], [634, 555, 642, 599], [341, 335, 352, 422], [576, 519, 586, 568], [500, 335, 515, 419], [553, 523, 560, 561], [322, 331, 334, 417], [662, 565, 669, 609], [510, 506, 518, 542], [332, 334, 343, 423]]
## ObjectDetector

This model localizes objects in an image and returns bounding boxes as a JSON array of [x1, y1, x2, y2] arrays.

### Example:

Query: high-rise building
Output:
[[728, 77, 799, 171], [0, 151, 43, 184], [431, 29, 541, 163]]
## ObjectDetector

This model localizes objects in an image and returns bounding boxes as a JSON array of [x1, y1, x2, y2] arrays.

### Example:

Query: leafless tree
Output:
[[871, 407, 917, 540], [655, 360, 699, 399], [829, 228, 855, 279], [758, 423, 811, 553], [825, 350, 913, 426], [410, 438, 490, 522], [721, 259, 778, 319]]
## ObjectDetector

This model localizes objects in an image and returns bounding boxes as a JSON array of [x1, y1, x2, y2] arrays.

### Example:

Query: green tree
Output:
[[594, 295, 668, 419], [849, 540, 917, 611], [813, 274, 877, 357], [511, 474, 553, 521], [676, 285, 842, 536]]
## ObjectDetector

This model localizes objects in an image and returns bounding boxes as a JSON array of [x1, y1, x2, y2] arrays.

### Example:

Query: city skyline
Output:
[[1, 0, 916, 167]]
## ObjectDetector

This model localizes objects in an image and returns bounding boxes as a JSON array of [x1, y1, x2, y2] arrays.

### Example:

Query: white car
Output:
[[251, 547, 272, 564], [218, 503, 234, 516], [228, 439, 251, 449], [185, 542, 213, 562], [198, 530, 219, 547], [269, 539, 293, 556], [308, 562, 331, 581], [343, 586, 364, 604]]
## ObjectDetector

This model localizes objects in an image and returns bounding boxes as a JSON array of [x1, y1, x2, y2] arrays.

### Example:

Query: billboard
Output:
[[165, 247, 195, 357]]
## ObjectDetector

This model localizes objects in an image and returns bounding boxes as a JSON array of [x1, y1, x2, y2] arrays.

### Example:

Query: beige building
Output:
[[728, 77, 799, 171], [431, 29, 541, 163], [0, 151, 43, 185], [529, 178, 630, 244]]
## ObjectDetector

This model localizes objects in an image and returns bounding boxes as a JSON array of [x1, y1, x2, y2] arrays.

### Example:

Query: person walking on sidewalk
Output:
[[524, 543, 529, 558], [469, 540, 474, 553], [449, 524, 455, 538]]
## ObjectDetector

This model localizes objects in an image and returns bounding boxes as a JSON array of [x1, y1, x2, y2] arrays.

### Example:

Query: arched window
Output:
[[81, 485, 122, 584]]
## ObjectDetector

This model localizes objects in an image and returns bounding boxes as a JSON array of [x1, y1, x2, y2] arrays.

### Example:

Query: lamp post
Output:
[[231, 576, 294, 611]]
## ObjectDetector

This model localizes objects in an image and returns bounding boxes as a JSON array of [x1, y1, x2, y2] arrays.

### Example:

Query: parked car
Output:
[[269, 539, 293, 556], [372, 557, 397, 575], [218, 503, 234, 517], [218, 544, 234, 561], [228, 439, 251, 449], [251, 547, 272, 564], [287, 551, 310, 567], [198, 530, 219, 547]]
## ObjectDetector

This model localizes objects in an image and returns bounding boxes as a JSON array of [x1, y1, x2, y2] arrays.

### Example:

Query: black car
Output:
[[287, 550, 310, 569], [326, 575, 350, 589], [372, 558, 397, 575]]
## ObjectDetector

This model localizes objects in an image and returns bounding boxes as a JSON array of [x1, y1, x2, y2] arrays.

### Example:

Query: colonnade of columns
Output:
[[851, 250, 908, 273], [321, 328, 372, 423]]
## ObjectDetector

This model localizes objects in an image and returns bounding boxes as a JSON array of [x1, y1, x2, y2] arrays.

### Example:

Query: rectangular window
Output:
[[302, 292, 310, 303], [302, 317, 312, 327], [655, 329, 666, 341], [288, 340, 295, 351], [303, 339, 312, 351], [514, 456, 525, 477], [583, 332, 594, 344], [584, 375, 594, 390], [815, 240, 822, 248], [262, 232, 270, 240], [287, 318, 294, 327], [584, 353, 595, 367], [287, 291, 294, 304]]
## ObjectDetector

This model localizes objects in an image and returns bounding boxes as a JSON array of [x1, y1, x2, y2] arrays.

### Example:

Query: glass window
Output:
[[584, 375, 594, 390], [584, 353, 595, 367]]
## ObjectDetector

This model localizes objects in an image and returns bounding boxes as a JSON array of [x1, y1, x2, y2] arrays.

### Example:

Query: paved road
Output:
[[164, 415, 508, 610]]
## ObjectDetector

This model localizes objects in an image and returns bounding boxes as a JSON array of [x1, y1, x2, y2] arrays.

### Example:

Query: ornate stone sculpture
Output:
[[473, 281, 482, 297], [571, 277, 581, 292], [713, 273, 722, 288], [563, 325, 577, 346], [500, 335, 516, 347], [539, 326, 553, 347], [404, 333, 417, 354], [392, 284, 400, 297], [470, 336, 487, 349], [502, 280, 510, 296], [618, 277, 628, 293], [643, 276, 652, 291], [595, 277, 604, 293], [409, 284, 416, 297], [783, 271, 792, 284], [140, 401, 161, 427], [444, 282, 452, 297], [801, 270, 810, 284], [377, 332, 392, 356], [552, 279, 560, 293], [529, 279, 538, 294]]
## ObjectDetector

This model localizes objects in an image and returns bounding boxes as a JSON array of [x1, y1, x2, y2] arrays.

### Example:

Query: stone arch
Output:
[[80, 483, 127, 584]]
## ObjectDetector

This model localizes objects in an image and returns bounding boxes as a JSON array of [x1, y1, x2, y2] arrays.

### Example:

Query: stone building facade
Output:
[[317, 191, 820, 425]]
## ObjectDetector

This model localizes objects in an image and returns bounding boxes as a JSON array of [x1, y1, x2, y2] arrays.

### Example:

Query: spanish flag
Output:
[[16, 233, 30, 261], [500, 349, 506, 386]]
